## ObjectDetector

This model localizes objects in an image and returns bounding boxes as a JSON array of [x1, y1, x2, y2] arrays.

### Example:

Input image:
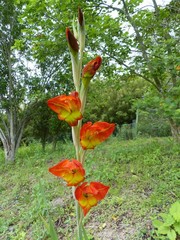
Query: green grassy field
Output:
[[0, 137, 179, 240]]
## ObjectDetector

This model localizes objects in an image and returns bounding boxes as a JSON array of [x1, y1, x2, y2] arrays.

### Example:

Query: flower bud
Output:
[[82, 56, 102, 87], [66, 27, 79, 55], [78, 7, 84, 27]]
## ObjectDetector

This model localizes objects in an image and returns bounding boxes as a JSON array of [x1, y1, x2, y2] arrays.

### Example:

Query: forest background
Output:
[[0, 0, 179, 162]]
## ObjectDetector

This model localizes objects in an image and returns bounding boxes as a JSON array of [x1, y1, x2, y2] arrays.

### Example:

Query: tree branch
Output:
[[105, 52, 161, 92], [99, 0, 163, 92]]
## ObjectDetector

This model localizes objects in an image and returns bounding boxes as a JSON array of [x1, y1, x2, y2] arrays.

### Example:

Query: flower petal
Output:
[[49, 159, 85, 186], [80, 122, 115, 150], [90, 182, 110, 200], [47, 92, 82, 126], [75, 181, 110, 216]]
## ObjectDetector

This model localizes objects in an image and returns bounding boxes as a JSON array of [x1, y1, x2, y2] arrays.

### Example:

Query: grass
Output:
[[0, 137, 179, 240]]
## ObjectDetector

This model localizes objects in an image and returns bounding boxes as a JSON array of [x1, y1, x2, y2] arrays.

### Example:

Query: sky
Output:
[[107, 0, 172, 18], [107, 0, 171, 6]]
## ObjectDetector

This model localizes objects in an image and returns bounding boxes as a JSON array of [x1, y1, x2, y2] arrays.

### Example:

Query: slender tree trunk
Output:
[[0, 131, 16, 162], [169, 120, 180, 142], [4, 143, 16, 162], [41, 136, 46, 152], [52, 136, 57, 151], [0, 1, 31, 163], [0, 118, 26, 162]]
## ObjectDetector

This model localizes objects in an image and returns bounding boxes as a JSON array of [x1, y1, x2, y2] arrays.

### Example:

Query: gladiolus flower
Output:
[[82, 56, 102, 87], [80, 122, 115, 150], [49, 159, 85, 186], [66, 27, 79, 55], [75, 182, 110, 216], [47, 91, 82, 126]]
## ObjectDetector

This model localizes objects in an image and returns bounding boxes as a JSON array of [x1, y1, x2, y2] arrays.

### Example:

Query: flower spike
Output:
[[75, 182, 110, 216], [47, 91, 82, 126], [49, 159, 85, 186], [80, 121, 115, 150]]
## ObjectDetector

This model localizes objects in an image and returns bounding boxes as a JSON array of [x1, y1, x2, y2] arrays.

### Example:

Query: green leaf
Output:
[[158, 225, 170, 235], [167, 229, 176, 240], [160, 213, 170, 221], [174, 222, 180, 235], [153, 219, 164, 228], [169, 202, 180, 222], [163, 215, 175, 227]]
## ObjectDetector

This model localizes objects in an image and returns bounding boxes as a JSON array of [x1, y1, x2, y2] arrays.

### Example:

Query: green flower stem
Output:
[[72, 125, 84, 240], [72, 186, 83, 240], [80, 83, 89, 115], [82, 225, 89, 240], [72, 126, 80, 160], [71, 55, 80, 92], [76, 198, 83, 240], [79, 148, 86, 164]]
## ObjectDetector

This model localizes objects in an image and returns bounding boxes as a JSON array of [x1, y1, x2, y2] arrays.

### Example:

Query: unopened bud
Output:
[[78, 7, 84, 27], [66, 27, 79, 54], [82, 56, 102, 87]]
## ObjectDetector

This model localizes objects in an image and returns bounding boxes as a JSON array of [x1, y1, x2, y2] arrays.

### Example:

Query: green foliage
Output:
[[137, 110, 171, 137], [152, 201, 180, 240], [25, 99, 70, 151], [135, 83, 180, 128], [84, 76, 146, 125]]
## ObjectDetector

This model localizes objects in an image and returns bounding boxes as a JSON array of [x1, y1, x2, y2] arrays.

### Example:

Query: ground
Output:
[[0, 137, 179, 239]]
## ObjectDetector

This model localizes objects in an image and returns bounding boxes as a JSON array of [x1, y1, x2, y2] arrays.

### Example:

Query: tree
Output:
[[13, 0, 179, 145], [0, 0, 24, 162], [0, 0, 43, 162], [83, 75, 146, 125], [29, 99, 70, 151], [92, 0, 180, 140]]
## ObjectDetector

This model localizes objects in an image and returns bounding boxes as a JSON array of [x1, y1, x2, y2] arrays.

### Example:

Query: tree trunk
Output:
[[4, 143, 16, 162], [0, 130, 15, 162], [169, 120, 180, 142], [41, 141, 46, 152], [0, 119, 25, 162], [52, 137, 57, 151]]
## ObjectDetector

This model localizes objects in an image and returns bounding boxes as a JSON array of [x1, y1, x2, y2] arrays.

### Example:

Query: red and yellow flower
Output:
[[82, 56, 102, 87], [80, 121, 115, 150], [49, 159, 85, 186], [47, 91, 82, 126], [75, 182, 110, 216]]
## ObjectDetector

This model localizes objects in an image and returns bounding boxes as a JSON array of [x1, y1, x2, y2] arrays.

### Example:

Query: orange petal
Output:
[[49, 159, 85, 186], [90, 182, 110, 200], [47, 92, 82, 126], [75, 182, 109, 216], [75, 182, 88, 200], [81, 196, 98, 216], [80, 122, 115, 149]]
